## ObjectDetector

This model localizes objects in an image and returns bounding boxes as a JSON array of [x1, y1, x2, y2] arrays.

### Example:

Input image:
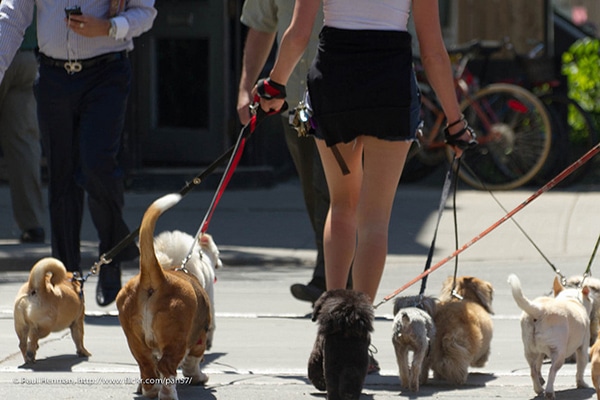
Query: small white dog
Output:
[[391, 295, 437, 392], [508, 274, 592, 400], [154, 230, 222, 350]]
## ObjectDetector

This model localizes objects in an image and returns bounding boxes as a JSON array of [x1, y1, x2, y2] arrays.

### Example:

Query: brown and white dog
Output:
[[308, 289, 374, 400], [508, 274, 592, 400], [430, 276, 494, 385], [14, 257, 91, 364], [154, 230, 222, 350], [116, 193, 212, 400], [391, 295, 437, 392]]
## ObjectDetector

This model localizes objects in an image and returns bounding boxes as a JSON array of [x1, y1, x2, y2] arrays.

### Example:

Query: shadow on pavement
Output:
[[17, 353, 88, 372]]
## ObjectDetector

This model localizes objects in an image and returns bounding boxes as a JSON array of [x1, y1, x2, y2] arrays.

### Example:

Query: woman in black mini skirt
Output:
[[256, 0, 474, 304]]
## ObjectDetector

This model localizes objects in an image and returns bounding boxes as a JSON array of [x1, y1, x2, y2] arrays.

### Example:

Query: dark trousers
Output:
[[35, 58, 135, 272], [282, 116, 329, 289]]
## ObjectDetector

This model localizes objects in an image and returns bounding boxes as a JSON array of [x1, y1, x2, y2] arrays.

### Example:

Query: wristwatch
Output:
[[108, 19, 117, 38]]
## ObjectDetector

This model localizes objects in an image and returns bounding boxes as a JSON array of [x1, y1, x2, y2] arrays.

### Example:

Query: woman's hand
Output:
[[254, 78, 287, 114]]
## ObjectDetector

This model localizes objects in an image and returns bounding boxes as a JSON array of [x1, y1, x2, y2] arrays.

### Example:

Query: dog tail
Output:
[[507, 274, 543, 319], [28, 257, 68, 293], [139, 193, 182, 287]]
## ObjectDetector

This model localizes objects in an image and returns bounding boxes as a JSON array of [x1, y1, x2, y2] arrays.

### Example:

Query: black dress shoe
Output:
[[20, 227, 45, 243], [96, 263, 122, 306], [290, 283, 325, 304]]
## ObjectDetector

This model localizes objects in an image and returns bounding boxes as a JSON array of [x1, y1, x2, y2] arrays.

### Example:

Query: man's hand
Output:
[[237, 89, 253, 126], [66, 15, 111, 38]]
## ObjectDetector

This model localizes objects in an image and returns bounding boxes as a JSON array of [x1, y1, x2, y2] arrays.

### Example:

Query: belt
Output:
[[39, 51, 128, 74]]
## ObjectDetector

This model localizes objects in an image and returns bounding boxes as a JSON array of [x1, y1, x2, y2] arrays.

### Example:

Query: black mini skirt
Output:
[[307, 26, 413, 146]]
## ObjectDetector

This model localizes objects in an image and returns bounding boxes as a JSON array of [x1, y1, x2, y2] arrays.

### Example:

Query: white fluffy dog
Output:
[[154, 230, 222, 350]]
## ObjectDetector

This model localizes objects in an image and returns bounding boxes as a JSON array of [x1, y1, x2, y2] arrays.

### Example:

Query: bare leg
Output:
[[315, 137, 409, 302], [315, 139, 363, 293]]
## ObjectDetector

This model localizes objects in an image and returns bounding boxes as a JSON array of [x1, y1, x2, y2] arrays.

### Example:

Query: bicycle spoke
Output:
[[455, 84, 552, 190]]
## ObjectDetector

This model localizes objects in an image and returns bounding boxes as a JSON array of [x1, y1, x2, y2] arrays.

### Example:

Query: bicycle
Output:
[[404, 40, 553, 191]]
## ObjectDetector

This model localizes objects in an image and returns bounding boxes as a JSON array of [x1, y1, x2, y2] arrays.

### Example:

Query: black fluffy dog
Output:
[[308, 289, 374, 400]]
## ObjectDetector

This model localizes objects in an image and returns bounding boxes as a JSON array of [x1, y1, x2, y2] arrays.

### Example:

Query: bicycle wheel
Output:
[[534, 94, 599, 187], [450, 83, 552, 190]]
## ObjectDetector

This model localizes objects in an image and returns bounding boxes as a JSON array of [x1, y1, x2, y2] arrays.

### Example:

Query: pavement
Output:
[[1, 165, 600, 399]]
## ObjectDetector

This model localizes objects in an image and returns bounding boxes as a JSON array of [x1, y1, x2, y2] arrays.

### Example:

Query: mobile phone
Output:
[[64, 5, 82, 17]]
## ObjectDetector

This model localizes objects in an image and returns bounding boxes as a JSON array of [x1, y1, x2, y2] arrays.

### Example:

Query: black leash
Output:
[[418, 156, 460, 296], [580, 233, 600, 287], [449, 158, 464, 300], [85, 104, 285, 279], [458, 161, 567, 284]]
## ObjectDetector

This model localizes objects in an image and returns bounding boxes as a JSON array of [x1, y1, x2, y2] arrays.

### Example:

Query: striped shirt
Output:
[[0, 0, 157, 80]]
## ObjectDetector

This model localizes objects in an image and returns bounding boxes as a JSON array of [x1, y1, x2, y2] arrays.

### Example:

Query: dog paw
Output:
[[576, 380, 589, 389], [544, 391, 555, 400], [189, 372, 209, 386], [142, 383, 161, 398], [25, 351, 36, 364], [77, 349, 92, 358]]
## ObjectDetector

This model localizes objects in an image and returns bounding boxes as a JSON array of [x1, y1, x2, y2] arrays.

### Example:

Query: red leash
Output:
[[200, 103, 288, 234], [180, 102, 288, 268], [374, 142, 600, 309]]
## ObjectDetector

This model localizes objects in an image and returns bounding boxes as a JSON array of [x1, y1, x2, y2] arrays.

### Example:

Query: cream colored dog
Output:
[[116, 193, 212, 400], [430, 276, 494, 385], [565, 274, 600, 345], [154, 230, 222, 349], [591, 329, 600, 400], [508, 274, 592, 400], [14, 257, 91, 364]]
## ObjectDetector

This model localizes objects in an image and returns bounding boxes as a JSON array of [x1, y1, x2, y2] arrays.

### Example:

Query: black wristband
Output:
[[256, 77, 287, 100], [446, 114, 465, 129]]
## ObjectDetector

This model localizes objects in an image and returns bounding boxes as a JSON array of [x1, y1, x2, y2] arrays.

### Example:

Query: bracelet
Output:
[[446, 114, 465, 129]]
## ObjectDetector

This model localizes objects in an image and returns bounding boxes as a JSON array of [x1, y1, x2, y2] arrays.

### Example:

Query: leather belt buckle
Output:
[[64, 61, 82, 74]]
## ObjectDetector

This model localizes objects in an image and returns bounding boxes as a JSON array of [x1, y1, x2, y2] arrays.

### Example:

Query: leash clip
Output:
[[90, 255, 113, 275], [248, 101, 259, 117], [451, 289, 464, 300]]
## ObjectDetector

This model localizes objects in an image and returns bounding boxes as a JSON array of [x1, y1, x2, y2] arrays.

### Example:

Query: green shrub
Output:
[[561, 37, 600, 130]]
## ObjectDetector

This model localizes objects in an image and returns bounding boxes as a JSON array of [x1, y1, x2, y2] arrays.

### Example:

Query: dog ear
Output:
[[423, 297, 437, 316], [392, 297, 402, 316], [199, 234, 209, 245], [583, 285, 591, 298], [312, 295, 325, 322], [553, 276, 564, 296], [475, 282, 494, 314]]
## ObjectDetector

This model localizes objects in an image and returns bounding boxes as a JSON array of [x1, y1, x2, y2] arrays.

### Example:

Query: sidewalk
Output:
[[1, 174, 600, 399]]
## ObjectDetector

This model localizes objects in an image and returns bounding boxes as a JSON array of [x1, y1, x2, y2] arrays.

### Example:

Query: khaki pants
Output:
[[0, 50, 44, 231]]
